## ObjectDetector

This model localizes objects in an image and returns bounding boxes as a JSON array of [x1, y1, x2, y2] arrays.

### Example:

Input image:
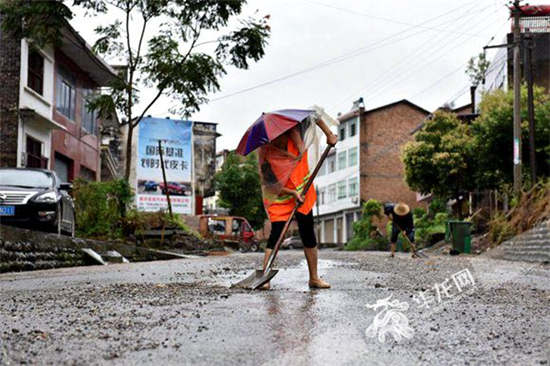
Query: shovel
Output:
[[232, 144, 334, 290], [393, 221, 428, 258]]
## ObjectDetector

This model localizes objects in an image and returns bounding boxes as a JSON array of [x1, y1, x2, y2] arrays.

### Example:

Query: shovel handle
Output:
[[264, 144, 334, 272]]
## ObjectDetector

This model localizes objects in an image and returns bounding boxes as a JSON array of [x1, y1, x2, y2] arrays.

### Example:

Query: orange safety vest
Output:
[[265, 139, 317, 222]]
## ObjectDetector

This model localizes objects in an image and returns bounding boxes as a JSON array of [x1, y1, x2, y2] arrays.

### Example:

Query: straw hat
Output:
[[393, 202, 410, 216]]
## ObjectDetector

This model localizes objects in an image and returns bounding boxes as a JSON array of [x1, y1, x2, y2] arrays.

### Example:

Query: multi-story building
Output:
[[484, 6, 550, 95], [193, 121, 220, 214], [203, 149, 231, 214], [0, 18, 117, 182], [315, 99, 430, 244]]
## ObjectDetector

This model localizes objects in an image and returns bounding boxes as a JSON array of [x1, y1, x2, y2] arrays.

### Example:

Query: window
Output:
[[328, 184, 336, 202], [82, 89, 97, 134], [26, 136, 47, 168], [232, 219, 242, 235], [319, 188, 326, 205], [338, 151, 346, 170], [337, 180, 346, 199], [339, 124, 346, 141], [56, 67, 76, 120], [348, 147, 358, 167], [79, 165, 96, 181], [327, 154, 336, 174], [349, 121, 357, 137], [208, 218, 226, 235], [318, 160, 326, 176], [348, 176, 358, 196], [28, 49, 44, 95]]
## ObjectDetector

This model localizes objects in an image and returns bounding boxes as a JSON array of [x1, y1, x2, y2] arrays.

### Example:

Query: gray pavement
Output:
[[0, 250, 549, 365]]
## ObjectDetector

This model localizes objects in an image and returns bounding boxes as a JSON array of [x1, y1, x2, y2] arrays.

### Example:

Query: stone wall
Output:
[[0, 16, 21, 167], [0, 224, 202, 274], [485, 220, 550, 263]]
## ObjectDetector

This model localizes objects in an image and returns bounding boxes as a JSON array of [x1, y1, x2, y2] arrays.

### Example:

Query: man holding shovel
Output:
[[259, 118, 337, 289], [384, 202, 418, 258]]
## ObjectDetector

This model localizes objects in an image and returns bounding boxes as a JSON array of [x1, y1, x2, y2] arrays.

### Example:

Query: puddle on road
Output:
[[204, 258, 402, 365], [216, 258, 388, 292]]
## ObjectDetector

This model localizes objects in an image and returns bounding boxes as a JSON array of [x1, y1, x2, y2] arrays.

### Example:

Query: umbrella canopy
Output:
[[236, 109, 313, 156]]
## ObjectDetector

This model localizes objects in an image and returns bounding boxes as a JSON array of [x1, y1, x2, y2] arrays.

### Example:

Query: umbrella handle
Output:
[[264, 144, 334, 272]]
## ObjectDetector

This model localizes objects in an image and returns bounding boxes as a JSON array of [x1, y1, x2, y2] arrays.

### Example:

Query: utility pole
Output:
[[524, 34, 537, 186], [512, 0, 522, 194], [158, 139, 173, 218]]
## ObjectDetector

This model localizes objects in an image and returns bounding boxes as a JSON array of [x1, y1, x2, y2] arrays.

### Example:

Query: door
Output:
[[346, 213, 355, 242], [241, 221, 254, 244], [54, 153, 72, 182], [336, 217, 343, 244]]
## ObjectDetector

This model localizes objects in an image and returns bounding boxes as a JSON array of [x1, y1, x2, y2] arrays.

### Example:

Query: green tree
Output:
[[1, 0, 270, 180], [403, 111, 477, 218], [466, 52, 490, 87], [472, 86, 550, 189], [214, 152, 266, 229]]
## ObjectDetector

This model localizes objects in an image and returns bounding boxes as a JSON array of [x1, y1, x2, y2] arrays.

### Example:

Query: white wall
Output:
[[315, 115, 361, 216], [19, 39, 55, 118], [17, 40, 55, 167]]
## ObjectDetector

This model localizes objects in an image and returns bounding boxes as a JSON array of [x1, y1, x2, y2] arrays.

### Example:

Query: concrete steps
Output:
[[487, 220, 550, 263]]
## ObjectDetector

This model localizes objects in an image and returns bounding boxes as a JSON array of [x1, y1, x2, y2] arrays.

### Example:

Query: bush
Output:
[[488, 213, 516, 246], [122, 210, 197, 237], [413, 203, 449, 247], [73, 179, 133, 239], [345, 199, 389, 251]]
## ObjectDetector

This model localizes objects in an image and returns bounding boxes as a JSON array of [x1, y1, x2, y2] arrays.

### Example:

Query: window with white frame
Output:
[[328, 184, 336, 202], [318, 160, 326, 176], [319, 188, 326, 204], [348, 176, 358, 196], [327, 154, 336, 174], [337, 180, 346, 199], [348, 146, 358, 167], [339, 124, 346, 141], [337, 151, 346, 170], [349, 120, 357, 137], [27, 49, 44, 95]]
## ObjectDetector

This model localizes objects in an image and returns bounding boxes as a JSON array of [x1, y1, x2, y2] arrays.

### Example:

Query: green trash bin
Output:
[[446, 220, 472, 253]]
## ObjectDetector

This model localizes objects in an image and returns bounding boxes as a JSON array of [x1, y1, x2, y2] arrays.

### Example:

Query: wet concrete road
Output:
[[0, 250, 549, 365]]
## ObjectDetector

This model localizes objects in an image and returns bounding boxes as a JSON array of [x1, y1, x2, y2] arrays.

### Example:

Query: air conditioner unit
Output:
[[351, 196, 359, 204]]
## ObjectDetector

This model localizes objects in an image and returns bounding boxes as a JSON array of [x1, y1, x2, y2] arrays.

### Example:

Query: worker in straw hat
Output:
[[385, 202, 417, 258]]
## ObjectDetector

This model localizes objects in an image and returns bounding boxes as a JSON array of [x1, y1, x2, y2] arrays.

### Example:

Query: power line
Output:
[[363, 8, 500, 106], [208, 0, 486, 103], [304, 0, 489, 39], [330, 2, 491, 110]]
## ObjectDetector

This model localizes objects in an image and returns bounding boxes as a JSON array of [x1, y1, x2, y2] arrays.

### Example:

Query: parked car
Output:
[[0, 168, 75, 236], [143, 180, 158, 192], [282, 236, 303, 249], [199, 215, 260, 252], [159, 181, 191, 196]]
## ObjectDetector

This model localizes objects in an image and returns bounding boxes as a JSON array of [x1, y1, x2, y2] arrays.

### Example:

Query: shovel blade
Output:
[[231, 269, 279, 290]]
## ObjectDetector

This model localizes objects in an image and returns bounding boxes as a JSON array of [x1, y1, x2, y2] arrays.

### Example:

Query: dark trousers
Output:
[[267, 211, 317, 249], [390, 224, 415, 244]]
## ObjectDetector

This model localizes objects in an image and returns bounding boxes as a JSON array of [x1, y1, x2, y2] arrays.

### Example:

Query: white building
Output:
[[203, 149, 230, 214], [17, 39, 66, 168], [315, 111, 361, 244]]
